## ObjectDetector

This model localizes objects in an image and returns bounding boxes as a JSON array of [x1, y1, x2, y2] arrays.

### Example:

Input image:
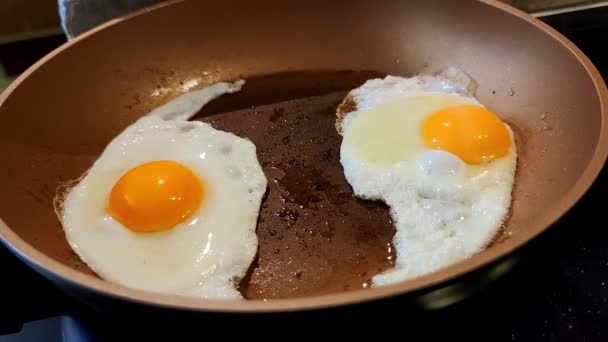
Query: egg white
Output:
[[60, 80, 268, 299], [339, 72, 517, 286]]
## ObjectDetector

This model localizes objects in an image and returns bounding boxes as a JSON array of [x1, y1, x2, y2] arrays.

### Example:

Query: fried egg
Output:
[[338, 69, 517, 286], [58, 80, 268, 299]]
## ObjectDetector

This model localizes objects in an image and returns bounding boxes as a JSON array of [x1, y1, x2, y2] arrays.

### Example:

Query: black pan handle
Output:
[[0, 245, 73, 335]]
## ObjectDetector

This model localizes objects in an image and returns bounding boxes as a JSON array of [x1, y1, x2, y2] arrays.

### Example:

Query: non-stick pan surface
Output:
[[0, 0, 606, 312]]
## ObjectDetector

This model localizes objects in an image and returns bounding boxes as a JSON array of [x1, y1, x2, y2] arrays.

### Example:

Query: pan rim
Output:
[[0, 0, 606, 313]]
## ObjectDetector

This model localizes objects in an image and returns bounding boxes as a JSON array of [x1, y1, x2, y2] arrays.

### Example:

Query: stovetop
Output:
[[1, 6, 608, 342]]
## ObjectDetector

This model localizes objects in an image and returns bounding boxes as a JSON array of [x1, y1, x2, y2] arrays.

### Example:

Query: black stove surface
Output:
[[1, 6, 608, 342]]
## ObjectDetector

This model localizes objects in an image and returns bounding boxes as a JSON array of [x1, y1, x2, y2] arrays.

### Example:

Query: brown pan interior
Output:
[[0, 0, 606, 309]]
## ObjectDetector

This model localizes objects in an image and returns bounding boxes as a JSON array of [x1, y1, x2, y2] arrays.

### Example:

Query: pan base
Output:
[[196, 71, 397, 299]]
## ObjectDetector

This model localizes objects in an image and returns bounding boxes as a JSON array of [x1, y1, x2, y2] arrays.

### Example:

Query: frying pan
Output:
[[0, 0, 606, 318]]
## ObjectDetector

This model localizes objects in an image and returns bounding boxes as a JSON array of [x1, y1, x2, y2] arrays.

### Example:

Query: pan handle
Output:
[[0, 245, 73, 335]]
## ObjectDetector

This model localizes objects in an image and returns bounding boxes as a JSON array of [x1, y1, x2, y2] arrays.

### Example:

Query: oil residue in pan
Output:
[[196, 71, 396, 299]]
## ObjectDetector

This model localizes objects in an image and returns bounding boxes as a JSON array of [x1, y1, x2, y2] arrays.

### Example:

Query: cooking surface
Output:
[[1, 4, 608, 342], [197, 72, 395, 298]]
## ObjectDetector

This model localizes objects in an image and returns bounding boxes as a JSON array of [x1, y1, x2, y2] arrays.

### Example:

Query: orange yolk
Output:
[[108, 160, 203, 233], [422, 104, 511, 164]]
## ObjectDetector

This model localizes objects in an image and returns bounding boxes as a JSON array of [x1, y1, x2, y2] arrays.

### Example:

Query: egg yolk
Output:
[[422, 104, 511, 164], [108, 161, 203, 233]]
